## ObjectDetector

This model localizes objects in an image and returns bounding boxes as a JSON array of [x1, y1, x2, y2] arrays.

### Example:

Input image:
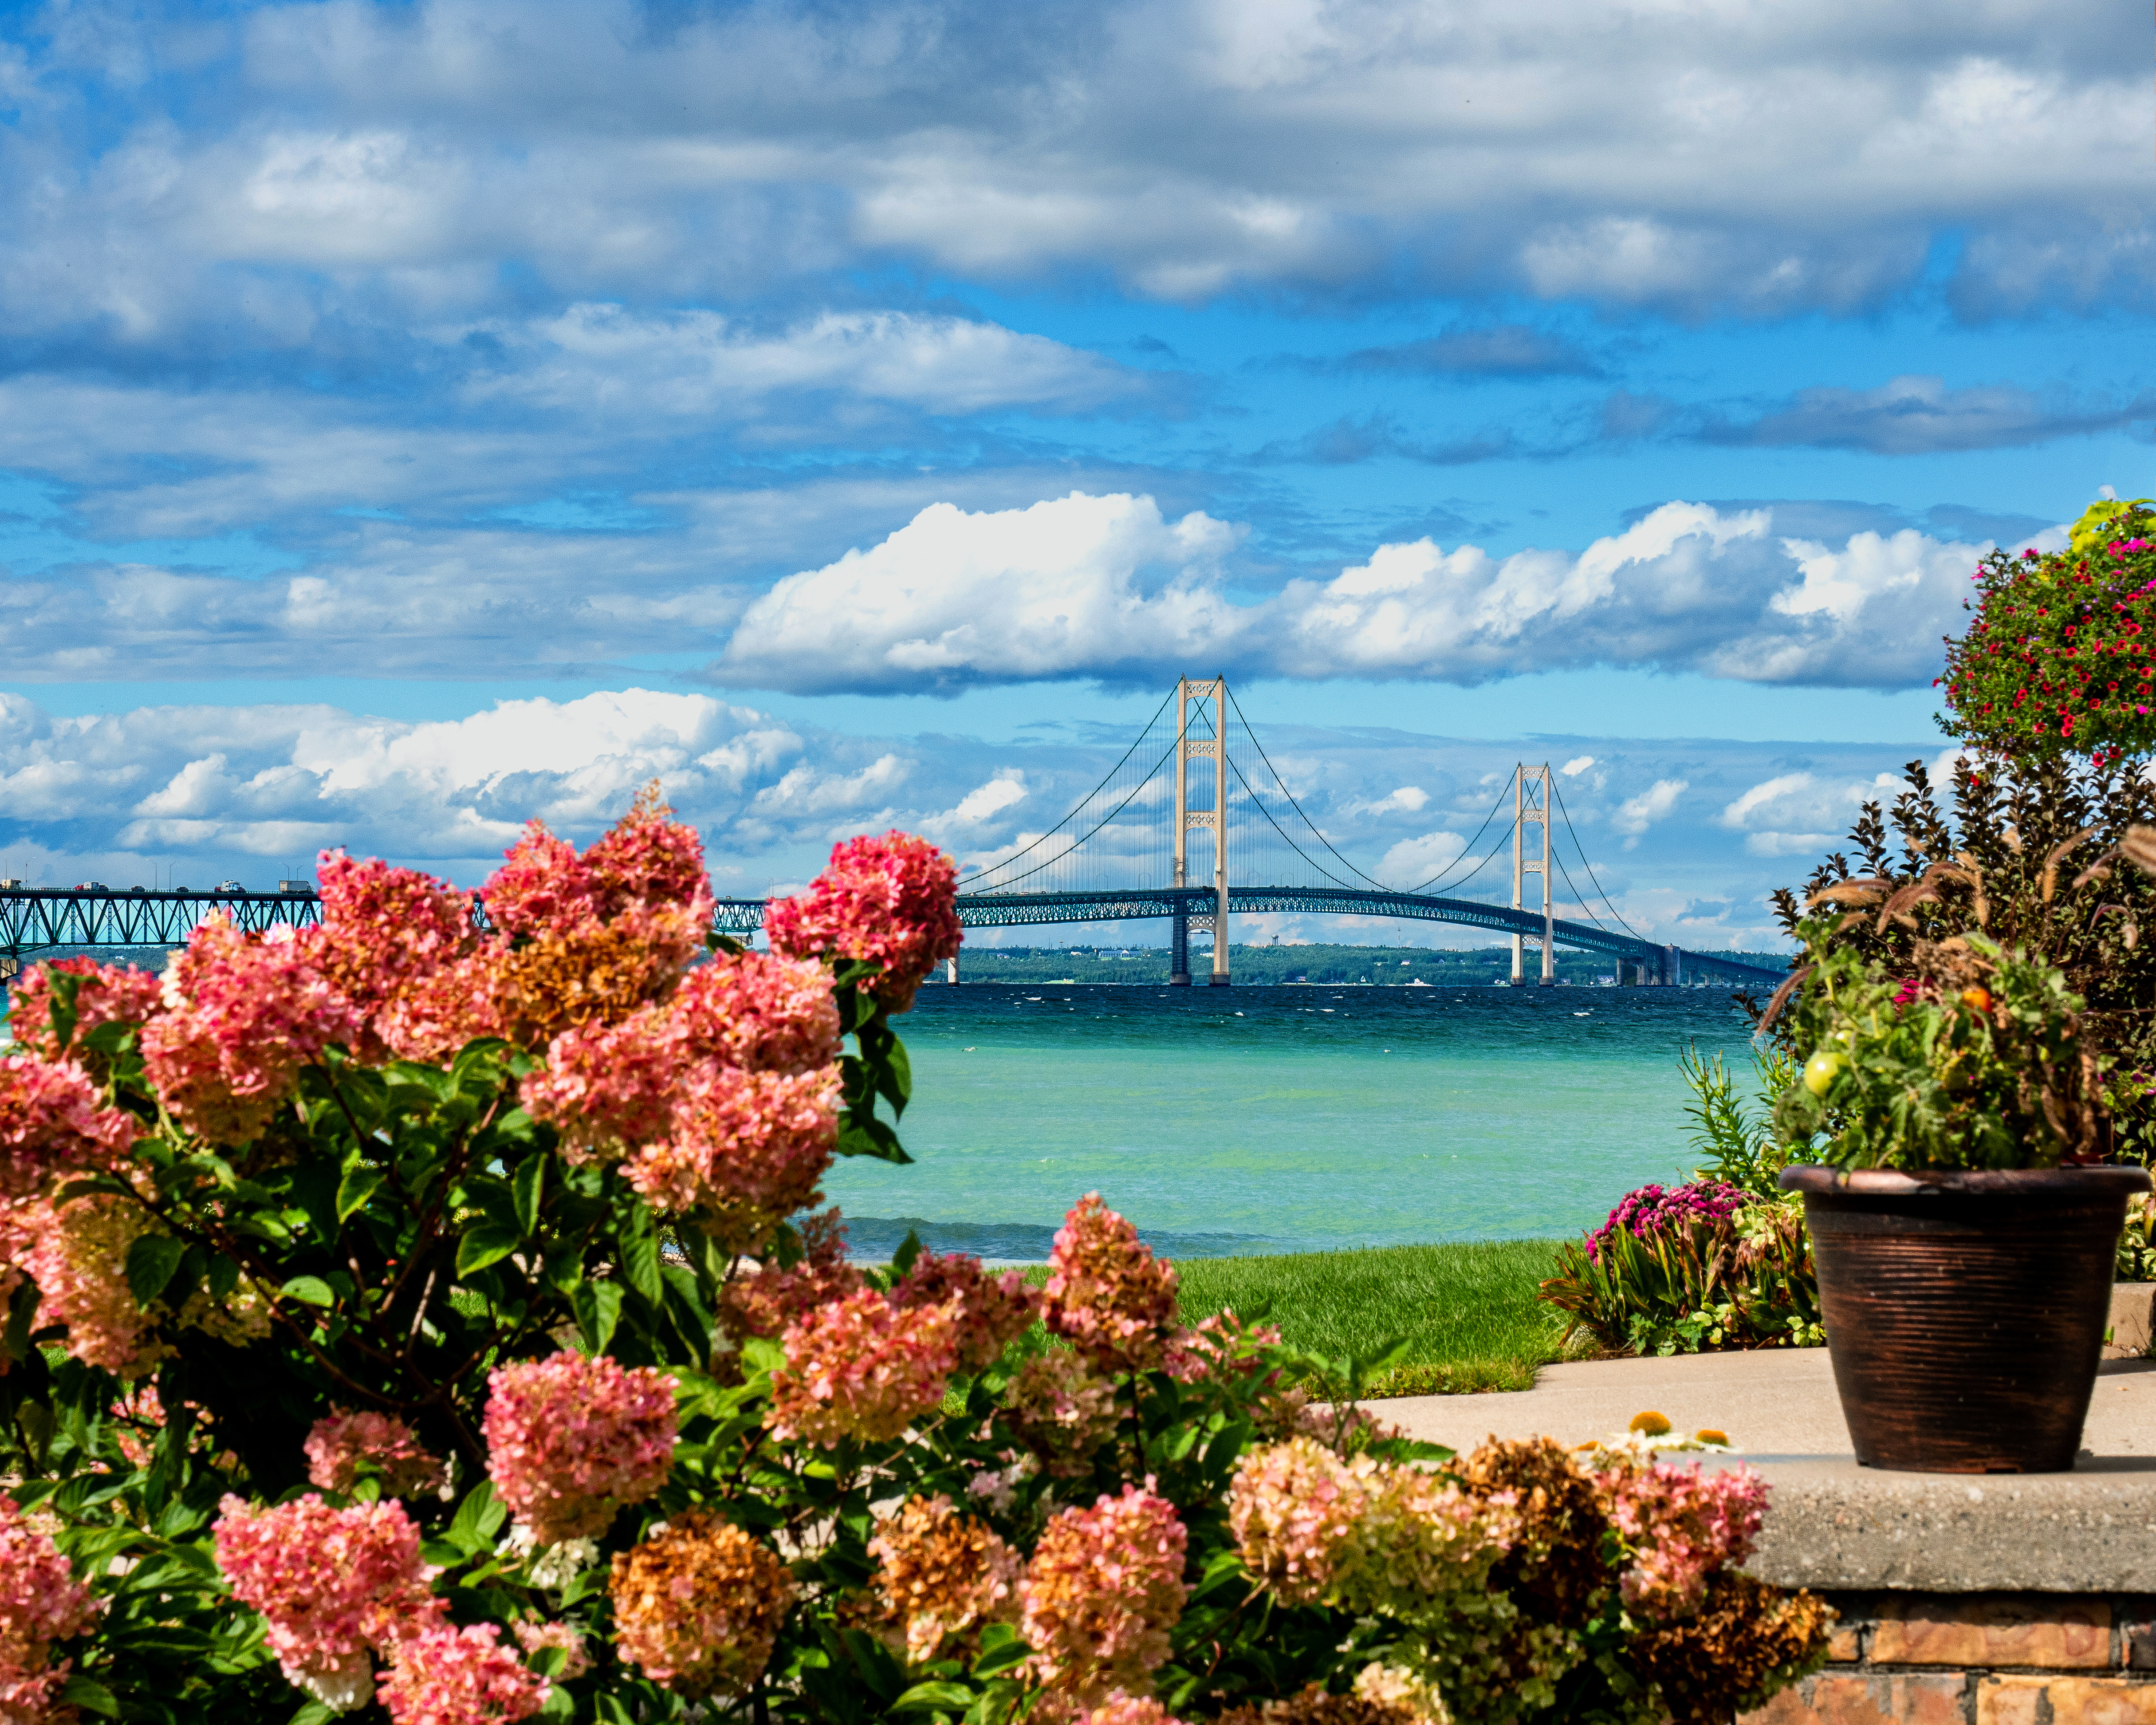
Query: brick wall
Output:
[[1743, 1592, 2156, 1723]]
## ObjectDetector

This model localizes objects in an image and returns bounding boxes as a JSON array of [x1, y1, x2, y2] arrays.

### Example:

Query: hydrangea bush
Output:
[[0, 793, 1827, 1725]]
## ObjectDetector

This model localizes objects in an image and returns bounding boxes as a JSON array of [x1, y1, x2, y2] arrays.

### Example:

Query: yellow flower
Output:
[[1628, 1411, 1672, 1436]]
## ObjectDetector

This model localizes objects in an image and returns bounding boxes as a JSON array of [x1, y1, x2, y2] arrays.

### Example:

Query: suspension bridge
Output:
[[0, 677, 1785, 990]]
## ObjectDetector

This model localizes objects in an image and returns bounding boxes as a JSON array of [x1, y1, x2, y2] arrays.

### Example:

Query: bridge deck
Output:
[[0, 884, 1786, 991]]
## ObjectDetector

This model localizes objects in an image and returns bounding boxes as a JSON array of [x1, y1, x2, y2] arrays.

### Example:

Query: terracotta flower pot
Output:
[[1780, 1165, 2152, 1473]]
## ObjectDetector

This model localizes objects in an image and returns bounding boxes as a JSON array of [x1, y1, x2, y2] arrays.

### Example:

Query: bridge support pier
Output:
[[1170, 905, 1190, 985], [946, 954, 959, 985]]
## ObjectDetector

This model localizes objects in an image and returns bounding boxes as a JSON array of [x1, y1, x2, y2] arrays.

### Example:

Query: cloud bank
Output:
[[719, 493, 2030, 695]]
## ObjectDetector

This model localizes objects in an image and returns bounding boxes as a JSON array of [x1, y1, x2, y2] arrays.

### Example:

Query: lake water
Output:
[[826, 982, 1762, 1261]]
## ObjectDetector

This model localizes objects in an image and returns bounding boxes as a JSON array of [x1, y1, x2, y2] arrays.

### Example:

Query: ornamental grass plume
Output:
[[768, 1285, 961, 1446], [0, 1054, 140, 1197], [142, 916, 364, 1144], [890, 1248, 1042, 1374], [609, 1510, 794, 1699], [0, 1495, 99, 1719], [305, 1409, 449, 1500], [765, 831, 962, 1011], [377, 1621, 550, 1725], [997, 1348, 1121, 1478], [211, 1494, 440, 1710], [868, 1493, 1022, 1662], [480, 1354, 678, 1546], [1019, 1483, 1188, 1712], [1042, 1193, 1179, 1372]]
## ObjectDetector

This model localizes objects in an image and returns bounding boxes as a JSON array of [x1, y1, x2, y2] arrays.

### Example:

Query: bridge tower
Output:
[[1170, 675, 1231, 986], [1511, 762, 1554, 986]]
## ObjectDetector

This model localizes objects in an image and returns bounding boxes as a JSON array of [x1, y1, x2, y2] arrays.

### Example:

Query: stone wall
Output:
[[1744, 1592, 2156, 1723]]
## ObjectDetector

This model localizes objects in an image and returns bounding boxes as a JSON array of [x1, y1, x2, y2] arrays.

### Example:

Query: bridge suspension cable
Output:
[[1549, 776, 1650, 944]]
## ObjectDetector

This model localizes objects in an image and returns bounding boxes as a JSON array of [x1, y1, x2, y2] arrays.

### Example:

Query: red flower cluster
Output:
[[1938, 515, 2156, 763]]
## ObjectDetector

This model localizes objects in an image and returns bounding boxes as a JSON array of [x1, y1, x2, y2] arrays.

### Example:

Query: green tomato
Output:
[[1803, 1049, 1847, 1097]]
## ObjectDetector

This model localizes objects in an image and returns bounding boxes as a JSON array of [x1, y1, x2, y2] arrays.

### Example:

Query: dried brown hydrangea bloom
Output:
[[1626, 1571, 1834, 1725], [869, 1494, 1021, 1662], [1453, 1436, 1611, 1627], [610, 1511, 795, 1699]]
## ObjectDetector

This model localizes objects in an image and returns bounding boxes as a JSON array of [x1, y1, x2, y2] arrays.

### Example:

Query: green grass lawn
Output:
[[1172, 1240, 1570, 1396]]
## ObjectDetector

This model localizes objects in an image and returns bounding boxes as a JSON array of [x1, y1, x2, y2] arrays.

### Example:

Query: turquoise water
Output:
[[825, 983, 1760, 1260]]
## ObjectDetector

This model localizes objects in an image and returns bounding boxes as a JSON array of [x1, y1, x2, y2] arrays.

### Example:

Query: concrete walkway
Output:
[[1370, 1348, 2156, 1460]]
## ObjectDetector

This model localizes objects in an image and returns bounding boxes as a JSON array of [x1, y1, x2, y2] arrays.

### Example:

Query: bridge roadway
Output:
[[0, 884, 1786, 991]]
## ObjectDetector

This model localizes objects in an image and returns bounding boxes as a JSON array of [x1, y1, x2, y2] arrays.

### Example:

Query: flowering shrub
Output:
[[1583, 1182, 1745, 1263], [0, 794, 1824, 1725], [1938, 498, 2156, 764], [1768, 914, 2103, 1169]]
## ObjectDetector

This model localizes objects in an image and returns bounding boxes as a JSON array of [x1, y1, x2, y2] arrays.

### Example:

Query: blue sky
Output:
[[0, 0, 2151, 953]]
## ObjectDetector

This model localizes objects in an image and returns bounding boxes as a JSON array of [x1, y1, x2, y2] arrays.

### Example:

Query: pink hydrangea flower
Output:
[[720, 1208, 864, 1342], [1019, 1483, 1188, 1710], [1002, 1350, 1121, 1479], [378, 1621, 550, 1725], [212, 1494, 440, 1709], [617, 1064, 840, 1239], [1162, 1310, 1284, 1385], [481, 1354, 679, 1545], [0, 1055, 139, 1198], [1085, 1697, 1183, 1725], [1595, 1459, 1768, 1619], [302, 852, 479, 1055], [765, 831, 961, 1011], [0, 1493, 99, 1712], [609, 1511, 794, 1699], [16, 1191, 170, 1377], [142, 916, 365, 1143], [1042, 1194, 1180, 1373], [768, 1286, 961, 1447], [306, 1409, 449, 1500], [890, 1249, 1042, 1375], [6, 957, 165, 1064], [1228, 1438, 1510, 1617], [510, 1619, 590, 1678]]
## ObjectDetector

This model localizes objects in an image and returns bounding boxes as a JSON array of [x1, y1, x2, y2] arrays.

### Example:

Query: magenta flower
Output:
[[1584, 1180, 1747, 1264]]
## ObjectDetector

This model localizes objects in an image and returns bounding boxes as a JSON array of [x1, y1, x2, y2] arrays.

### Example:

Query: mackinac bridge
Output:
[[0, 677, 1784, 991]]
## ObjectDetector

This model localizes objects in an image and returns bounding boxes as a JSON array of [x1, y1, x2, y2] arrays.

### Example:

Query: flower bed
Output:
[[0, 795, 1827, 1724]]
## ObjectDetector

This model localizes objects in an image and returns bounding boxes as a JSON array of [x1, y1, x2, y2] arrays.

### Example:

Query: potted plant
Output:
[[1767, 903, 2148, 1472]]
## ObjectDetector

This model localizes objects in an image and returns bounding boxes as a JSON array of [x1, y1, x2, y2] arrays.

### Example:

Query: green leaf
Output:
[[46, 970, 82, 1054], [573, 1280, 624, 1355], [286, 1701, 336, 1725], [125, 1235, 189, 1308], [206, 1251, 241, 1301], [279, 1275, 336, 1308], [838, 1112, 912, 1165], [618, 1214, 661, 1304], [891, 1228, 923, 1280], [456, 1223, 521, 1277], [57, 1676, 118, 1718], [446, 1479, 508, 1558], [893, 1682, 975, 1713], [511, 1156, 545, 1234], [740, 1335, 786, 1378], [880, 1032, 914, 1116], [335, 1163, 385, 1222], [4, 1278, 41, 1364], [971, 1625, 1030, 1678]]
